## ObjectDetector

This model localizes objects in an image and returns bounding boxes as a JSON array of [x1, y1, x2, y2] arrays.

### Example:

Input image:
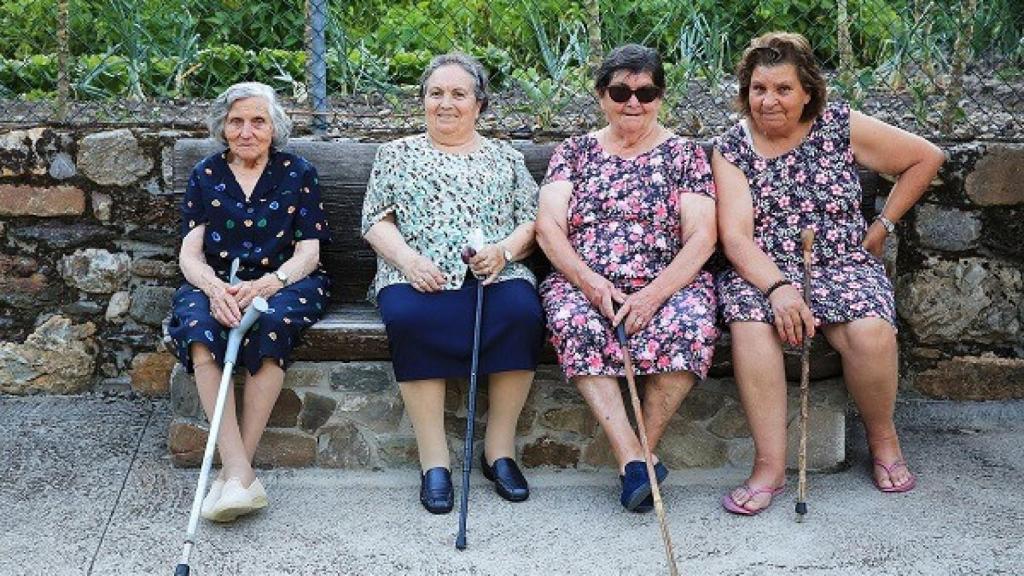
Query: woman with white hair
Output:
[[168, 81, 332, 522]]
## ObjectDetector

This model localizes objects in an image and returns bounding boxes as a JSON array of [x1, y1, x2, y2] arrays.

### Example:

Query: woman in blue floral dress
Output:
[[168, 82, 332, 522], [536, 45, 718, 512], [714, 33, 944, 514]]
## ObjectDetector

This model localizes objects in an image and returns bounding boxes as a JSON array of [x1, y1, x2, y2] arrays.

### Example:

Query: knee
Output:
[[841, 320, 896, 359], [190, 342, 215, 365]]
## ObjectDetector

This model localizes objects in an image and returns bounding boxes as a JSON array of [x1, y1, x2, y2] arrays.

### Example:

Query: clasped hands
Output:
[[402, 244, 509, 293], [581, 270, 665, 336], [206, 275, 282, 328]]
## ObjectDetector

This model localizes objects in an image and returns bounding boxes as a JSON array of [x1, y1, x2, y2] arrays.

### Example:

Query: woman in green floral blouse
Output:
[[361, 53, 544, 514]]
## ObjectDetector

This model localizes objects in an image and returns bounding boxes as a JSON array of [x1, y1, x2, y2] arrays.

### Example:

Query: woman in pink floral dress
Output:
[[714, 33, 944, 515], [536, 44, 718, 512]]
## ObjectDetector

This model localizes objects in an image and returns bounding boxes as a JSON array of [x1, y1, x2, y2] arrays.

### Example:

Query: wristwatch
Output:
[[274, 269, 289, 286], [875, 215, 896, 235], [500, 245, 514, 264]]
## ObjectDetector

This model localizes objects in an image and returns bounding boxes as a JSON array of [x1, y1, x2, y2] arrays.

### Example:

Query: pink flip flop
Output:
[[872, 459, 917, 493], [721, 484, 786, 516]]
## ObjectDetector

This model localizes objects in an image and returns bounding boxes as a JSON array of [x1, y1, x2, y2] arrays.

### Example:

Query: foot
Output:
[[207, 477, 268, 523], [722, 483, 785, 516], [200, 477, 226, 520], [868, 433, 914, 491], [420, 467, 454, 514], [480, 454, 529, 502]]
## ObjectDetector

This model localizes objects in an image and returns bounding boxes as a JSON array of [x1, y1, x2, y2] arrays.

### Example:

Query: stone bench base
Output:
[[168, 361, 847, 472]]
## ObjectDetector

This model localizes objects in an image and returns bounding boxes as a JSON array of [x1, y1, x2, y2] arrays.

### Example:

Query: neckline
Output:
[[589, 131, 676, 160], [741, 116, 820, 161], [422, 132, 485, 156], [220, 150, 276, 202]]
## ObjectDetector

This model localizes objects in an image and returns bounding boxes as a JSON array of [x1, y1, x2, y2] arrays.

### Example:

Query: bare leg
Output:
[[642, 370, 696, 453], [191, 343, 253, 484], [238, 359, 286, 482], [399, 378, 450, 471], [483, 370, 533, 463], [728, 322, 788, 512], [575, 375, 643, 473], [824, 318, 912, 489]]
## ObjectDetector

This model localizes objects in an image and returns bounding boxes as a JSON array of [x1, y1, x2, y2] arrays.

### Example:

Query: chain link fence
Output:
[[0, 0, 1020, 139]]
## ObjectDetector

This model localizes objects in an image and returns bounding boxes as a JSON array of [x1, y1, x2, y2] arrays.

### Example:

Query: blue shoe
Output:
[[636, 462, 670, 512], [420, 467, 453, 514], [620, 461, 669, 513], [480, 454, 530, 502]]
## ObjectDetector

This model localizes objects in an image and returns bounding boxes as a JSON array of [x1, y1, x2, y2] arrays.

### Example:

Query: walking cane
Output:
[[615, 322, 679, 576], [175, 260, 268, 575], [795, 228, 814, 523], [456, 231, 485, 550]]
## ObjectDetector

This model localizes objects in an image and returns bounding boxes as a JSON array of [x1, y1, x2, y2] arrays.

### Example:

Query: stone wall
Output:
[[0, 126, 1021, 468]]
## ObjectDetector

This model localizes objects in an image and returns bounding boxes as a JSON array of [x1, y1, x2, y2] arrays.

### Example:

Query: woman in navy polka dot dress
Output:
[[167, 82, 331, 523]]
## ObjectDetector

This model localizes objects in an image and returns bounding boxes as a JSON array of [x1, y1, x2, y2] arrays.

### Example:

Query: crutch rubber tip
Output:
[[795, 501, 807, 515], [174, 564, 190, 576], [455, 534, 467, 550]]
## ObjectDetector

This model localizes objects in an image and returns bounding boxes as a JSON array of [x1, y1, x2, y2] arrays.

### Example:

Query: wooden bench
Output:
[[170, 137, 885, 470]]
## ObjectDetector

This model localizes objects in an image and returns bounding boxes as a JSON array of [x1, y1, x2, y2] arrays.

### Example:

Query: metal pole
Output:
[[306, 0, 329, 134]]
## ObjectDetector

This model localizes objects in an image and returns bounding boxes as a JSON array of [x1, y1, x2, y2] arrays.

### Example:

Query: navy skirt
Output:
[[377, 276, 544, 382]]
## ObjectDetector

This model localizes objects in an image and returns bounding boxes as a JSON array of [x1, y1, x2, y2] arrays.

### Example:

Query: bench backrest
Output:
[[174, 139, 881, 303]]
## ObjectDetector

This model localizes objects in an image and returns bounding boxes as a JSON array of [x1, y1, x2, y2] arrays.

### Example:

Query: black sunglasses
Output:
[[605, 84, 662, 104]]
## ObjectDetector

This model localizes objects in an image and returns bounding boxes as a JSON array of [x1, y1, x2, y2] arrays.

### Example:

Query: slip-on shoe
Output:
[[480, 454, 530, 502], [619, 461, 669, 513], [208, 477, 268, 523], [420, 467, 454, 514], [199, 477, 226, 520]]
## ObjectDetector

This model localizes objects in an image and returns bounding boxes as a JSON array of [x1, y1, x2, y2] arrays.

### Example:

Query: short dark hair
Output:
[[593, 44, 665, 94], [734, 32, 827, 122], [418, 52, 490, 114]]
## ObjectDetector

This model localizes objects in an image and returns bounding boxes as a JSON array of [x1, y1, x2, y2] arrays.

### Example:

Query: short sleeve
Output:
[[294, 161, 332, 243], [361, 144, 401, 236], [511, 151, 539, 226], [541, 137, 578, 186], [680, 142, 716, 200], [179, 164, 208, 238]]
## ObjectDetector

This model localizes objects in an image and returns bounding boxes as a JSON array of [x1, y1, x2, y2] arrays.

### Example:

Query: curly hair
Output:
[[207, 82, 292, 149], [734, 32, 827, 122]]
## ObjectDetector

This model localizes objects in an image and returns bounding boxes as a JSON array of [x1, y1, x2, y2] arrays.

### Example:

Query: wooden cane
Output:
[[615, 323, 679, 576], [796, 228, 815, 522]]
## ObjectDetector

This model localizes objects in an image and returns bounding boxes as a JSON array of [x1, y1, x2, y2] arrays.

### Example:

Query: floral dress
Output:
[[540, 135, 719, 379], [715, 101, 896, 327], [168, 150, 333, 375]]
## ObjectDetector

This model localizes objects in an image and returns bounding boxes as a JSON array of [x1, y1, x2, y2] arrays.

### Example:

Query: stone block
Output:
[[11, 223, 115, 250], [0, 184, 85, 217], [965, 144, 1024, 206], [678, 387, 726, 422], [317, 421, 372, 468], [914, 204, 981, 251], [168, 418, 210, 467], [298, 392, 337, 433], [169, 363, 203, 420], [283, 362, 331, 388], [539, 405, 597, 437], [981, 207, 1024, 258], [580, 431, 617, 469], [48, 151, 76, 179], [78, 129, 153, 186], [0, 254, 58, 309], [91, 192, 113, 222], [131, 258, 179, 279], [913, 355, 1024, 400], [0, 128, 64, 176], [329, 362, 394, 393], [0, 315, 96, 394], [657, 418, 728, 469], [129, 352, 176, 396], [59, 248, 131, 294], [105, 291, 131, 322], [521, 436, 580, 468], [376, 434, 420, 468], [253, 428, 317, 467], [335, 392, 403, 433], [784, 379, 847, 472], [897, 258, 1021, 345], [129, 285, 177, 326], [706, 399, 751, 439]]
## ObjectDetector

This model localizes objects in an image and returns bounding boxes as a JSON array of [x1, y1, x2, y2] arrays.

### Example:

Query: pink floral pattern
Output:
[[715, 102, 896, 326], [539, 135, 719, 379]]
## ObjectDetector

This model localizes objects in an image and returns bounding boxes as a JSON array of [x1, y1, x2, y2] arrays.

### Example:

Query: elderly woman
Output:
[[361, 53, 543, 514], [536, 44, 718, 512], [168, 82, 332, 522], [714, 32, 944, 515]]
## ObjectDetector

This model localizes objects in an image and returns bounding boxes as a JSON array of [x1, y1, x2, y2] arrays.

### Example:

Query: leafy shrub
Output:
[[189, 44, 252, 97]]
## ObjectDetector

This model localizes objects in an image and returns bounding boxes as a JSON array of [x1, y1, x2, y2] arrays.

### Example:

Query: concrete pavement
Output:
[[1, 394, 1022, 576]]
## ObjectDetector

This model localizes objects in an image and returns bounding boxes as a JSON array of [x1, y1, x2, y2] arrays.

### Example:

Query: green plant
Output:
[[74, 53, 131, 99], [188, 44, 252, 97]]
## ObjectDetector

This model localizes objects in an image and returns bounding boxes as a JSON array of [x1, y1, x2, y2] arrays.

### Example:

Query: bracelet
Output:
[[763, 279, 790, 298], [874, 215, 896, 235]]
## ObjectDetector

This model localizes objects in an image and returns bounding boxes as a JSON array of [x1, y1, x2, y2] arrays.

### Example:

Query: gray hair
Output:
[[418, 52, 490, 114], [207, 82, 292, 149]]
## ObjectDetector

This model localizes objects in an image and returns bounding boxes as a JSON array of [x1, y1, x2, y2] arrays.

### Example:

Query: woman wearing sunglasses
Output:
[[714, 32, 944, 515], [536, 44, 719, 512]]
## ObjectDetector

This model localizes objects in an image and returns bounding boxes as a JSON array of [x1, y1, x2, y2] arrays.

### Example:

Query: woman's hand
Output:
[[468, 244, 507, 285], [230, 276, 283, 309], [612, 285, 668, 336], [769, 283, 816, 346], [862, 220, 887, 259], [204, 279, 242, 328], [401, 253, 446, 293], [580, 269, 625, 322]]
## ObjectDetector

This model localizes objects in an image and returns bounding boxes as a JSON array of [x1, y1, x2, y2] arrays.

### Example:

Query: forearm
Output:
[[500, 221, 536, 262], [180, 252, 221, 293], [276, 242, 320, 284], [879, 155, 943, 222], [647, 230, 715, 300], [536, 219, 594, 289], [723, 235, 789, 292], [364, 219, 418, 271]]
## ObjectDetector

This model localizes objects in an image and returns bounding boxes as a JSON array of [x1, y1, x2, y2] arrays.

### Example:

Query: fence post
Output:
[[306, 0, 329, 135], [584, 0, 602, 73], [941, 0, 977, 133], [836, 0, 854, 84], [56, 0, 70, 122]]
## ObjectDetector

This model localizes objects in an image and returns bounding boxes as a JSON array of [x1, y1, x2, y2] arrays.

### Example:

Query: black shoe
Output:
[[480, 454, 530, 502], [420, 467, 453, 514]]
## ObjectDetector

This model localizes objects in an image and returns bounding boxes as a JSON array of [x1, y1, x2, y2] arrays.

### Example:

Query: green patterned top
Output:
[[361, 134, 539, 300]]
